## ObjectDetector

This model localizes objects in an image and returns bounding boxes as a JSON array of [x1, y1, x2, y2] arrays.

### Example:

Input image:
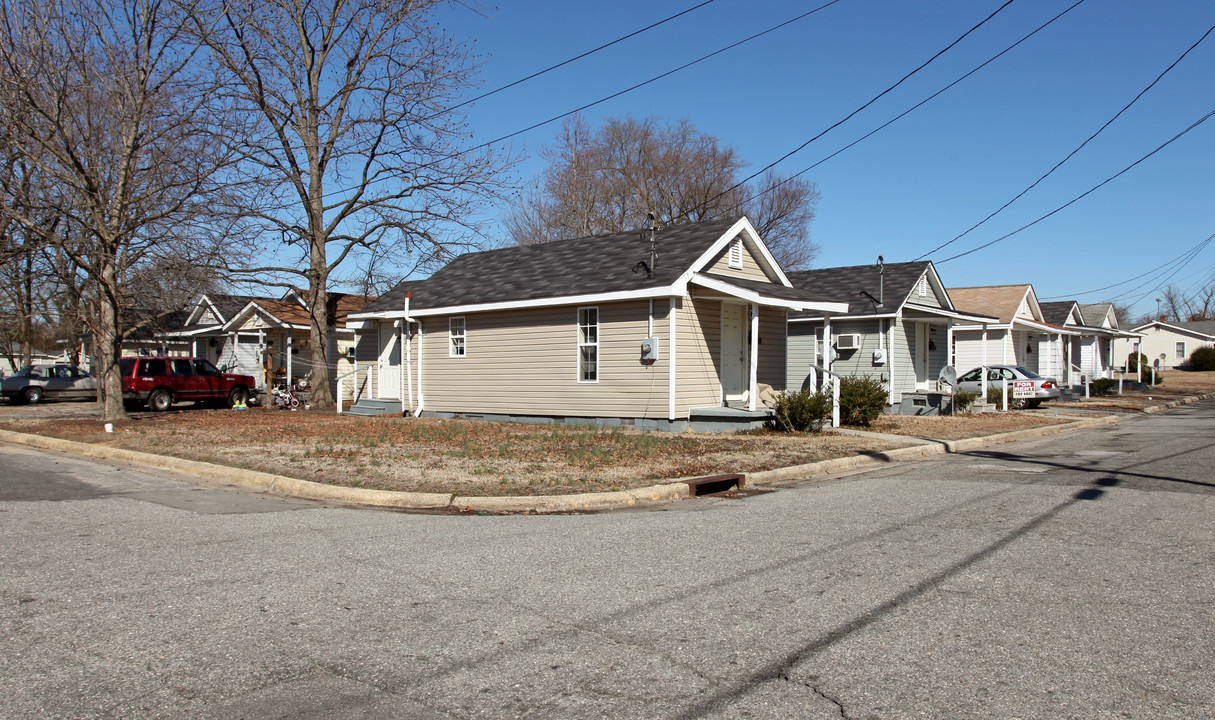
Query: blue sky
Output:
[[433, 0, 1215, 319]]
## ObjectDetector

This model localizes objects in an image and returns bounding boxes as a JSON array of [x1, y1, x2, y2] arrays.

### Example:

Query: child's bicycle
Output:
[[272, 383, 301, 410]]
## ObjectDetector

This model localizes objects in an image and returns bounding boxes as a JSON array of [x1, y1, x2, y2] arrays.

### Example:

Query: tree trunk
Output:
[[307, 248, 334, 409], [98, 262, 127, 421]]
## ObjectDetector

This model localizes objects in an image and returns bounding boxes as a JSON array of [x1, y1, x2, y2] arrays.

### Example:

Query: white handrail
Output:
[[334, 366, 375, 414], [807, 363, 842, 428]]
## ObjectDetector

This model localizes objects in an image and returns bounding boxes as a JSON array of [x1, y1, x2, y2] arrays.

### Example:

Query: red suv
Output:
[[119, 356, 256, 411]]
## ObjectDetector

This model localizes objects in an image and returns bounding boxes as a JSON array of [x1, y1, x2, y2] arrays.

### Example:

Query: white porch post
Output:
[[351, 333, 359, 404], [824, 313, 838, 428], [1001, 327, 1009, 410], [257, 329, 265, 390], [748, 303, 759, 412], [191, 339, 197, 357], [891, 312, 901, 401], [889, 318, 899, 403], [981, 325, 989, 400], [946, 319, 954, 367], [668, 298, 677, 422], [286, 335, 293, 389]]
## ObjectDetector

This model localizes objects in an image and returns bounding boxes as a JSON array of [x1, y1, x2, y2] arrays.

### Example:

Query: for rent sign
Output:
[[1013, 380, 1035, 398]]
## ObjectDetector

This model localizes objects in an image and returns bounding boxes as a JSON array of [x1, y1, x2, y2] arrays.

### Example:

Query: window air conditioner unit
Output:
[[834, 334, 860, 350]]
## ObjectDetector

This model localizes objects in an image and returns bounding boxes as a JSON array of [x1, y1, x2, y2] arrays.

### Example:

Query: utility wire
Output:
[[1102, 235, 1213, 303], [705, 0, 1018, 210], [916, 20, 1215, 261], [1122, 233, 1215, 309], [260, 0, 847, 213], [735, 0, 1086, 211], [1040, 232, 1215, 299], [462, 0, 847, 156], [434, 0, 719, 120], [937, 105, 1215, 264]]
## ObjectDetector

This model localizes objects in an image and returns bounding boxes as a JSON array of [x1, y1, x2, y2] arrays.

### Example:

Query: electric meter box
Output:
[[641, 337, 659, 362]]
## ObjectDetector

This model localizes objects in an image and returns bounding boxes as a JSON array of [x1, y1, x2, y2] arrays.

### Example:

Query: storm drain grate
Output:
[[682, 474, 744, 497]]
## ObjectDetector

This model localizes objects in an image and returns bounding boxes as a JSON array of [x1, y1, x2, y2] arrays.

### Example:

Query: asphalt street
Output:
[[2, 401, 1214, 719]]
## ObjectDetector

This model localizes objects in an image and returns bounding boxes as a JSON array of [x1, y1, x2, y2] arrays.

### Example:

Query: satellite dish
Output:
[[939, 365, 958, 386]]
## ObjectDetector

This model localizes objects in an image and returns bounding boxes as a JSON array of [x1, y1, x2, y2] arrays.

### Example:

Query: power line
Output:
[[258, 0, 848, 214], [936, 105, 1215, 264], [709, 0, 1018, 209], [1040, 232, 1215, 299], [462, 0, 847, 156], [915, 20, 1215, 261], [1122, 233, 1215, 309], [434, 0, 720, 120], [735, 0, 1087, 212]]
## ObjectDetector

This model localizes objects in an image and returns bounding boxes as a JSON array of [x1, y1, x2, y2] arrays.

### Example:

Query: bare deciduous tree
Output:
[[0, 0, 236, 419], [507, 114, 821, 269], [198, 0, 512, 409]]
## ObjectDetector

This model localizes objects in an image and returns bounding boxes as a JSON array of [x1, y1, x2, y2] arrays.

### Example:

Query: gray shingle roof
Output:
[[1172, 320, 1215, 337], [785, 261, 931, 318], [1078, 303, 1114, 328], [358, 217, 825, 315], [1038, 301, 1078, 326]]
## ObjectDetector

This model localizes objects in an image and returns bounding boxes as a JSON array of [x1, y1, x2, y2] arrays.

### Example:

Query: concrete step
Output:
[[346, 398, 403, 416]]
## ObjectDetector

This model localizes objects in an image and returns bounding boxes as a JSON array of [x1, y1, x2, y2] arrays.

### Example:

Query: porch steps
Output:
[[346, 398, 404, 417]]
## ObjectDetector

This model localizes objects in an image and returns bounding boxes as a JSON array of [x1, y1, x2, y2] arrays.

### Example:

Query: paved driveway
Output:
[[2, 401, 1213, 719]]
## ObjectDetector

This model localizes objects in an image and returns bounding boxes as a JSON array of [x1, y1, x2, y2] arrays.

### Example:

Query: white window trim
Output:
[[1176, 341, 1186, 359], [449, 317, 466, 358], [578, 306, 599, 383], [728, 239, 743, 269]]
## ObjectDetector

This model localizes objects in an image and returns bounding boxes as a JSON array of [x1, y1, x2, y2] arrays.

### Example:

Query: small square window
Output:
[[449, 317, 466, 357]]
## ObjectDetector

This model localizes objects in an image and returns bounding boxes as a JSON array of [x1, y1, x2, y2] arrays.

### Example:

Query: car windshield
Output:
[[1015, 367, 1041, 378]]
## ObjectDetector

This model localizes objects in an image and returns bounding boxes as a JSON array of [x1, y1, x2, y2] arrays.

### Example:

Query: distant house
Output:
[[1117, 319, 1215, 370], [785, 261, 995, 408], [155, 290, 372, 394], [949, 287, 1135, 387], [345, 217, 847, 431]]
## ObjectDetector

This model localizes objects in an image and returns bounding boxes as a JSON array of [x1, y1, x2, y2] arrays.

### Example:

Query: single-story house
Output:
[[784, 260, 996, 410], [155, 290, 372, 394], [949, 287, 1136, 388], [345, 216, 848, 431], [1116, 319, 1215, 370]]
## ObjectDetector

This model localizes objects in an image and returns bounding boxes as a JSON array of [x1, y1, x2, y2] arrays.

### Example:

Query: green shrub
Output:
[[986, 385, 1006, 406], [1188, 346, 1215, 371], [952, 389, 980, 413], [1126, 352, 1148, 372], [839, 376, 887, 426], [1091, 378, 1117, 396], [767, 389, 831, 433]]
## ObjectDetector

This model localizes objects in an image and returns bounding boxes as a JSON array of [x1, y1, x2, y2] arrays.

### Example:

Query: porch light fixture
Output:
[[1026, 343, 1034, 354]]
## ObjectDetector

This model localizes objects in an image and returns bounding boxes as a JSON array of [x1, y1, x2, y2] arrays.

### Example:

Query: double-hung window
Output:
[[449, 317, 466, 357], [578, 307, 598, 382], [1176, 341, 1186, 359]]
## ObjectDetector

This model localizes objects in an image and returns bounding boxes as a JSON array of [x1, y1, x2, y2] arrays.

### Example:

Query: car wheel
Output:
[[1024, 399, 1042, 409], [148, 388, 173, 412], [24, 386, 44, 404], [227, 386, 248, 408]]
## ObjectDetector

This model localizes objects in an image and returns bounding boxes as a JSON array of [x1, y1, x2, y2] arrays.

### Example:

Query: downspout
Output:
[[668, 297, 677, 422], [414, 319, 425, 416], [884, 318, 894, 406], [404, 292, 414, 414], [748, 303, 759, 412]]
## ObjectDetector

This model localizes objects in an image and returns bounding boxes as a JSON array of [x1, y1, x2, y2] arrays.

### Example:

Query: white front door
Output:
[[378, 321, 401, 399], [721, 303, 748, 404]]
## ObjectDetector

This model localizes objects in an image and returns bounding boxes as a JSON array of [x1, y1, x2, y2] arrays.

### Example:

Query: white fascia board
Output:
[[407, 287, 680, 318], [222, 302, 287, 331], [687, 217, 793, 287], [1133, 321, 1215, 340], [924, 264, 955, 311], [161, 325, 225, 338], [690, 274, 848, 312], [185, 295, 223, 326], [901, 304, 1000, 324], [788, 312, 897, 324]]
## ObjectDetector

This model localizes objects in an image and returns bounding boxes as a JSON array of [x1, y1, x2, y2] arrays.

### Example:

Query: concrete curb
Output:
[[2, 392, 1211, 513]]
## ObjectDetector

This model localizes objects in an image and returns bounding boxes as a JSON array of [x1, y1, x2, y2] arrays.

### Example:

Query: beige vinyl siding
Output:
[[418, 300, 671, 418], [757, 307, 786, 390], [343, 326, 382, 400], [674, 296, 722, 415], [705, 238, 773, 282], [197, 308, 219, 325], [786, 322, 818, 391]]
